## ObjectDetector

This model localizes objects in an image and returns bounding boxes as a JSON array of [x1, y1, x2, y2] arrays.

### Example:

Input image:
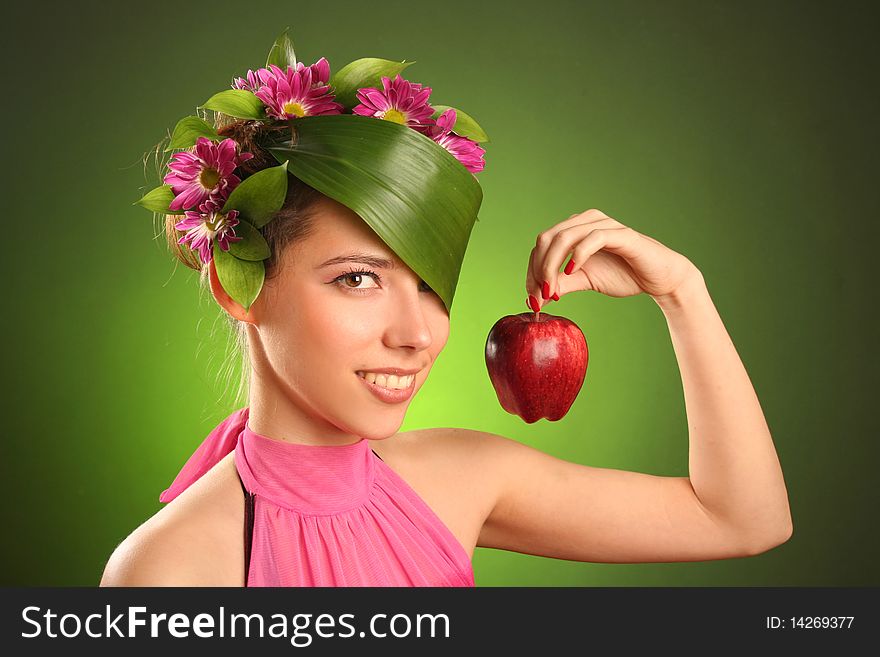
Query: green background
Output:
[[2, 0, 876, 586]]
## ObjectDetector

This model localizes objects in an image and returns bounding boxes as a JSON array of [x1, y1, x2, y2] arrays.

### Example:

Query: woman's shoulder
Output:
[[100, 452, 245, 586], [375, 427, 508, 541], [386, 425, 536, 512], [379, 425, 515, 478]]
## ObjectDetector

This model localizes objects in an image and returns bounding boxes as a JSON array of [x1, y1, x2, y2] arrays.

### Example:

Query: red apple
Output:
[[485, 311, 589, 423]]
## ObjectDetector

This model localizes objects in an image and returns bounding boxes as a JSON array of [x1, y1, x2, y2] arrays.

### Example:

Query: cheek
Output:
[[428, 310, 451, 355], [297, 303, 377, 354]]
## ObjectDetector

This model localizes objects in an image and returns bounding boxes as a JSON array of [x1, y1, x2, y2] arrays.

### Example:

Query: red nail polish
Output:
[[541, 280, 550, 299], [551, 292, 560, 301], [528, 294, 541, 313], [525, 296, 531, 310], [564, 259, 575, 275]]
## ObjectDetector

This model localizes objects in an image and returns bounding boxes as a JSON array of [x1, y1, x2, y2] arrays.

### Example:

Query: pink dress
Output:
[[159, 407, 475, 587]]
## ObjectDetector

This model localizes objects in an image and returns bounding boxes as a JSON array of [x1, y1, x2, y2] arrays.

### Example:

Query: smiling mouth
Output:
[[356, 371, 416, 389]]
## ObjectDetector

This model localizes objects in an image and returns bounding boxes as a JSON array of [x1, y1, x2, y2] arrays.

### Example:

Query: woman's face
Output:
[[235, 195, 450, 443]]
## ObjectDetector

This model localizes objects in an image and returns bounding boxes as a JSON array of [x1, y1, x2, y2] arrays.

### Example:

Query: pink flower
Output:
[[251, 59, 343, 119], [352, 74, 435, 130], [424, 109, 486, 174], [174, 203, 243, 266], [164, 137, 254, 211], [232, 69, 261, 92]]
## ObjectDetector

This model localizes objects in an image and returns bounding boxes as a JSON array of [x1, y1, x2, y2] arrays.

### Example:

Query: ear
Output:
[[208, 257, 259, 324]]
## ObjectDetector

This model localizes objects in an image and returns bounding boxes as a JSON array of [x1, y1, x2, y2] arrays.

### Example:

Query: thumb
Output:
[[557, 266, 593, 297]]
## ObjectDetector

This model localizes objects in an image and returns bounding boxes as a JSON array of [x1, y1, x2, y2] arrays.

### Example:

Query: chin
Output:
[[341, 413, 406, 442], [358, 422, 405, 442], [362, 433, 397, 443]]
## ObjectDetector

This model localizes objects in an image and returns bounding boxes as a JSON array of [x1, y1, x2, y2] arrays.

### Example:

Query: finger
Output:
[[525, 246, 546, 311], [540, 218, 622, 300], [527, 242, 570, 310], [563, 209, 604, 224], [532, 210, 612, 303], [567, 227, 642, 278], [528, 209, 628, 308]]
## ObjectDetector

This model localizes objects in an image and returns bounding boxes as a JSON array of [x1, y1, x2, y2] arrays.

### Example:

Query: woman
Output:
[[101, 37, 792, 587], [100, 195, 792, 586]]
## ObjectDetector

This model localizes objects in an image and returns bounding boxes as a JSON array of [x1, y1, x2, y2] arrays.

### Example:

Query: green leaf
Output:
[[166, 116, 221, 151], [228, 218, 271, 261], [266, 115, 483, 314], [221, 161, 289, 228], [200, 89, 266, 120], [134, 185, 185, 214], [431, 105, 489, 143], [329, 58, 416, 110], [266, 28, 297, 69], [213, 243, 265, 312]]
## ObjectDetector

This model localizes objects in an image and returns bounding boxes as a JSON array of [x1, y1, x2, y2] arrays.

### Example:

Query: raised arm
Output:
[[650, 267, 792, 547], [474, 209, 792, 563]]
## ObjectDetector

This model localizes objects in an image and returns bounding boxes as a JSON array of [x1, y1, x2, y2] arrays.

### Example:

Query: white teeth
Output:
[[357, 371, 415, 389]]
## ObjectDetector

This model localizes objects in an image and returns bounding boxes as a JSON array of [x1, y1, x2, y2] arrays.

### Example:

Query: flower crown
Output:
[[136, 29, 488, 314]]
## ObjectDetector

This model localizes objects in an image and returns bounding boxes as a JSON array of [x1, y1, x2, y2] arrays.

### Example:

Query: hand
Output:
[[526, 209, 699, 310]]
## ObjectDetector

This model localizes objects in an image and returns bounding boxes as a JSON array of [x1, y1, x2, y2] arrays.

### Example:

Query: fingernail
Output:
[[528, 294, 541, 313], [564, 259, 575, 275], [541, 280, 550, 299], [525, 296, 532, 311], [551, 292, 560, 301]]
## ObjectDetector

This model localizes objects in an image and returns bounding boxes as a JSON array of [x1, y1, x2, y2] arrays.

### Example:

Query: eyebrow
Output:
[[316, 252, 397, 270]]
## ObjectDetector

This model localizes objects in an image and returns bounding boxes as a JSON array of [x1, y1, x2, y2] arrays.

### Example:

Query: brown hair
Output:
[[160, 115, 325, 407]]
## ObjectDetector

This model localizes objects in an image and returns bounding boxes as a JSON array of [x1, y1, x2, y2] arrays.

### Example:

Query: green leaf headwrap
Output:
[[266, 115, 482, 315]]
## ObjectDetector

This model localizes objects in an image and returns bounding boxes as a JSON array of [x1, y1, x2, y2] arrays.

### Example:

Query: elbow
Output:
[[742, 516, 794, 557]]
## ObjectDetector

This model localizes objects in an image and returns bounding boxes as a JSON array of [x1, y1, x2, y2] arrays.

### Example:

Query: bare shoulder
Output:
[[374, 425, 509, 484], [379, 424, 515, 460], [389, 425, 531, 474], [373, 426, 518, 553], [418, 426, 541, 504], [100, 452, 245, 587]]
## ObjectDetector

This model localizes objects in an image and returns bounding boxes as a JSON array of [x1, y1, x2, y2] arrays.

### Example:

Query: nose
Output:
[[382, 284, 434, 351]]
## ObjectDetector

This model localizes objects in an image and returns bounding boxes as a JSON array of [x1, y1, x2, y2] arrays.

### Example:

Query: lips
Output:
[[356, 371, 416, 389], [356, 371, 416, 404], [355, 366, 421, 376]]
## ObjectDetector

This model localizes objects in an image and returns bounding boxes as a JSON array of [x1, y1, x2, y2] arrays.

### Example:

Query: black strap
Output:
[[372, 448, 384, 462], [238, 472, 255, 586]]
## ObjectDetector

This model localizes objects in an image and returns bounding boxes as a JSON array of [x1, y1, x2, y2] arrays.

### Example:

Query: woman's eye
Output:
[[335, 270, 381, 293], [332, 269, 436, 296]]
